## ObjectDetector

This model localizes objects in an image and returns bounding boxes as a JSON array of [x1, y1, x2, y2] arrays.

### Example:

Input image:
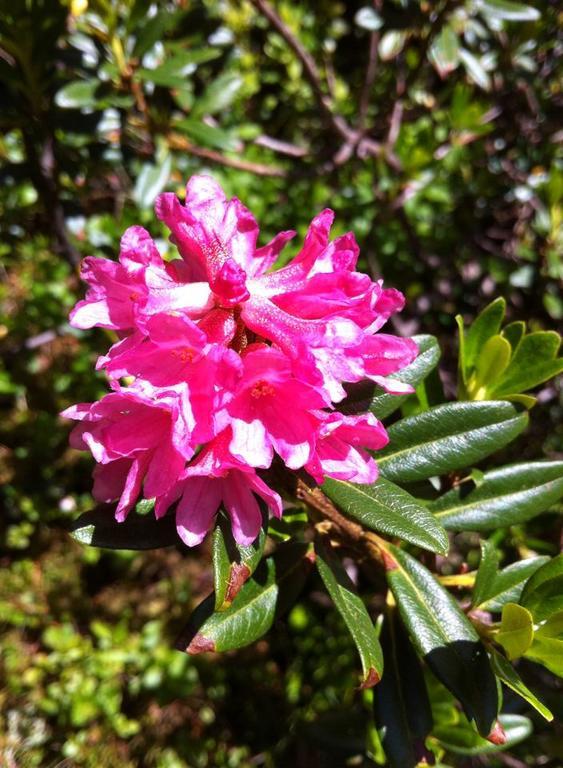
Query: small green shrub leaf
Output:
[[68, 503, 178, 549], [495, 603, 534, 659], [520, 554, 563, 622], [490, 331, 562, 396], [490, 648, 553, 721], [434, 714, 532, 756]]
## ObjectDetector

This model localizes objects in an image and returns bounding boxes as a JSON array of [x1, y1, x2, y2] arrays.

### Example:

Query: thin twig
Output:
[[167, 132, 287, 177], [357, 1, 381, 133]]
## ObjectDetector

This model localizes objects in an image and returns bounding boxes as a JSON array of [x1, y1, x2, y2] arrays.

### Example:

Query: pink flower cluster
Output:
[[63, 176, 417, 547]]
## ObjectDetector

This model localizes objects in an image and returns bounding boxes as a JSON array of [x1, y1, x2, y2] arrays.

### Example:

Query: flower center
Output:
[[171, 347, 195, 363], [250, 379, 275, 399]]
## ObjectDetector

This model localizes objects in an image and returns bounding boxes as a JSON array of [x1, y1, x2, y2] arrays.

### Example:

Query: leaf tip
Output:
[[359, 667, 381, 689], [184, 633, 216, 655], [486, 720, 507, 746]]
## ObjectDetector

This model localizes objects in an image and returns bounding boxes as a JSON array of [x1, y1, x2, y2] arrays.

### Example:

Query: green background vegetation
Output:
[[0, 0, 561, 765]]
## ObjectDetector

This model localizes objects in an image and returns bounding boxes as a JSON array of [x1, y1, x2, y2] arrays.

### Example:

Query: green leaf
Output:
[[315, 539, 383, 687], [524, 636, 563, 676], [133, 155, 172, 209], [430, 461, 563, 531], [472, 540, 499, 608], [520, 554, 563, 622], [55, 79, 99, 108], [176, 543, 312, 654], [433, 714, 532, 756], [490, 648, 553, 721], [477, 0, 541, 22], [377, 401, 528, 484], [354, 7, 383, 31], [473, 549, 549, 611], [459, 298, 506, 379], [469, 335, 512, 396], [496, 603, 534, 659], [429, 25, 460, 77], [502, 321, 526, 351], [536, 610, 563, 639], [373, 610, 433, 768], [459, 48, 491, 90], [343, 335, 441, 420], [489, 331, 562, 396], [68, 503, 178, 550], [192, 73, 243, 117], [212, 512, 267, 611], [383, 543, 498, 736], [378, 30, 407, 61], [132, 10, 183, 58], [174, 118, 239, 151], [322, 476, 449, 554]]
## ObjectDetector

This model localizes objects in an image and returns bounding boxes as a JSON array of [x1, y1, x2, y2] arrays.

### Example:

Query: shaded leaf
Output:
[[520, 554, 563, 622], [458, 298, 506, 382], [490, 331, 562, 396], [174, 118, 239, 151], [322, 476, 449, 554], [433, 714, 532, 756], [315, 539, 383, 687], [490, 648, 553, 721], [377, 401, 528, 483], [430, 461, 563, 531], [373, 610, 433, 768], [55, 79, 99, 108], [192, 73, 242, 117], [383, 543, 498, 736], [524, 635, 563, 677], [68, 502, 178, 550], [502, 321, 526, 351]]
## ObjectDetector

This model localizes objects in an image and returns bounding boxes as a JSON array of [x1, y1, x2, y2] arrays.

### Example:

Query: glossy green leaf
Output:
[[176, 543, 311, 654], [459, 48, 491, 90], [477, 0, 541, 22], [520, 554, 563, 622], [212, 512, 267, 611], [55, 79, 99, 108], [472, 335, 512, 392], [342, 335, 441, 420], [496, 603, 534, 660], [536, 610, 563, 639], [490, 331, 562, 396], [315, 539, 383, 687], [174, 118, 239, 151], [192, 73, 243, 117], [373, 610, 433, 768], [68, 503, 178, 550], [431, 461, 563, 531], [458, 298, 506, 380], [133, 155, 172, 208], [132, 10, 183, 58], [429, 25, 460, 77], [377, 401, 528, 483], [322, 476, 449, 554], [473, 546, 549, 611], [383, 543, 498, 735], [433, 714, 532, 756], [378, 30, 407, 61], [490, 648, 552, 720]]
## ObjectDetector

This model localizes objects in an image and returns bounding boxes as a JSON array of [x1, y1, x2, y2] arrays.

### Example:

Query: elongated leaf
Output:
[[322, 477, 449, 554], [472, 335, 512, 392], [212, 512, 267, 611], [68, 503, 177, 549], [177, 543, 311, 654], [520, 554, 563, 622], [477, 556, 550, 612], [496, 603, 534, 659], [459, 48, 491, 90], [490, 648, 553, 721], [342, 335, 441, 420], [382, 543, 498, 736], [430, 461, 563, 531], [502, 321, 525, 351], [429, 25, 460, 78], [472, 540, 499, 608], [373, 611, 433, 768], [174, 118, 239, 151], [460, 298, 506, 379], [490, 331, 562, 396], [56, 79, 99, 108], [434, 714, 532, 756], [524, 636, 563, 676], [133, 155, 172, 208], [377, 401, 528, 483], [378, 30, 407, 61], [316, 539, 383, 687], [477, 0, 540, 22], [192, 73, 242, 117]]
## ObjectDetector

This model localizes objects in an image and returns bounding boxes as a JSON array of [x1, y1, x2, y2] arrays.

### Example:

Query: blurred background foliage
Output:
[[0, 0, 561, 765]]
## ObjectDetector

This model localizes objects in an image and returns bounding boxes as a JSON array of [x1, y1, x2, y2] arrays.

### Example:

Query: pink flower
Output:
[[156, 430, 283, 546], [62, 388, 193, 520], [64, 173, 418, 548]]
